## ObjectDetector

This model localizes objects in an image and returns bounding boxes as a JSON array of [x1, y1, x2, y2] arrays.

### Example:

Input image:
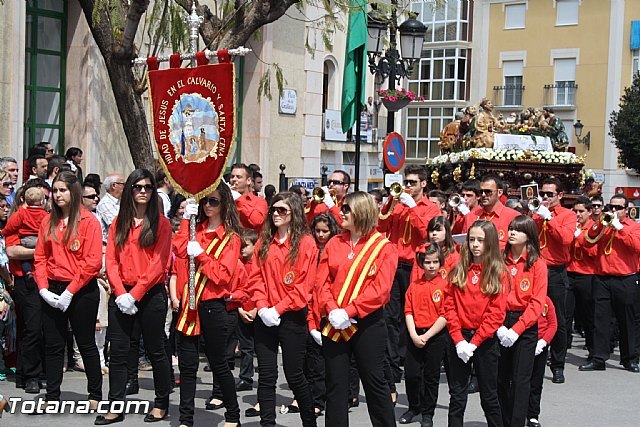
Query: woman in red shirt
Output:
[[97, 169, 172, 425], [498, 215, 547, 427], [248, 192, 318, 427], [403, 242, 449, 427], [173, 184, 242, 427], [34, 171, 103, 406], [444, 220, 508, 427], [316, 191, 398, 427]]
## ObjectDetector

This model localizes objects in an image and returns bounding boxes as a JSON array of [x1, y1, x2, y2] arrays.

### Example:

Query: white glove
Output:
[[502, 328, 520, 347], [310, 329, 323, 346], [535, 339, 547, 356], [187, 241, 204, 257], [399, 192, 417, 208], [39, 288, 60, 308], [456, 341, 473, 363], [535, 204, 553, 221], [231, 189, 241, 201], [611, 212, 624, 230], [457, 202, 470, 215], [322, 187, 335, 208], [258, 307, 281, 327], [328, 308, 351, 330], [574, 227, 582, 238], [57, 290, 74, 312], [496, 326, 508, 342], [183, 200, 198, 219], [116, 293, 138, 315]]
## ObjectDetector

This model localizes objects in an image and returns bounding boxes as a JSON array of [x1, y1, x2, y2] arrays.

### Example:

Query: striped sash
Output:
[[322, 232, 389, 342], [176, 234, 231, 336]]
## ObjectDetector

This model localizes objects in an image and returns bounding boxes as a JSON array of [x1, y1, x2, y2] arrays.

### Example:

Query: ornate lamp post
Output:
[[574, 120, 591, 150]]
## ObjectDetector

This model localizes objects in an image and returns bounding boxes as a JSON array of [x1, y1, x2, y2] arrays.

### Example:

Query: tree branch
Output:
[[117, 0, 151, 60]]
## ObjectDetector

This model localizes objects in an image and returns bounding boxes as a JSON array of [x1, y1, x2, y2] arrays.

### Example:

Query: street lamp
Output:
[[574, 120, 591, 150]]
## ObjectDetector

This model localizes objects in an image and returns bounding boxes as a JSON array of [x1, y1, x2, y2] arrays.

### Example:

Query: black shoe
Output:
[[95, 414, 125, 425], [205, 399, 225, 410], [245, 407, 260, 417], [551, 368, 565, 383], [468, 377, 479, 394], [421, 414, 434, 427], [15, 378, 25, 389], [527, 418, 542, 427], [622, 362, 640, 373], [579, 361, 605, 371], [204, 364, 212, 372], [348, 397, 359, 408], [125, 379, 139, 395], [25, 378, 40, 394], [143, 408, 168, 423], [235, 379, 253, 392], [399, 409, 419, 424]]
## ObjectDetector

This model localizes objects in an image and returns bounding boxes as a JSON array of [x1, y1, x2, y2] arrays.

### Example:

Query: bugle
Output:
[[448, 193, 462, 208], [528, 197, 542, 211], [600, 211, 615, 226], [379, 182, 403, 219]]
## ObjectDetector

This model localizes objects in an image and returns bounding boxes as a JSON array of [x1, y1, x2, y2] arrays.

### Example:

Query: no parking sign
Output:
[[383, 132, 406, 173]]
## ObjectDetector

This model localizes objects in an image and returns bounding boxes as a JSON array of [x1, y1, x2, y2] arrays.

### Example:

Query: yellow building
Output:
[[472, 0, 640, 196]]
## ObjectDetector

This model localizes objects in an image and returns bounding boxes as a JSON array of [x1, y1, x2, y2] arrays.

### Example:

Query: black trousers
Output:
[[107, 284, 171, 410], [497, 312, 538, 427], [126, 315, 142, 382], [527, 346, 548, 420], [404, 328, 450, 417], [255, 309, 316, 427], [13, 275, 42, 382], [323, 308, 395, 427], [210, 309, 239, 400], [547, 265, 568, 370], [237, 315, 255, 384], [304, 335, 326, 410], [348, 354, 360, 401], [384, 262, 413, 389], [567, 272, 594, 357], [592, 274, 640, 365], [179, 299, 240, 426], [42, 279, 102, 401], [447, 330, 502, 427]]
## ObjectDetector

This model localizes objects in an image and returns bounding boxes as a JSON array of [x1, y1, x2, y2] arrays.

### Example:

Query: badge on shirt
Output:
[[520, 278, 531, 292], [432, 289, 443, 303], [69, 239, 81, 252], [498, 229, 505, 240], [511, 266, 518, 277], [542, 303, 549, 317], [439, 268, 447, 279], [368, 263, 377, 277], [283, 271, 295, 286]]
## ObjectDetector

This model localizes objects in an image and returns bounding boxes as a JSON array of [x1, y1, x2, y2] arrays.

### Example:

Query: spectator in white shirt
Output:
[[96, 173, 125, 243]]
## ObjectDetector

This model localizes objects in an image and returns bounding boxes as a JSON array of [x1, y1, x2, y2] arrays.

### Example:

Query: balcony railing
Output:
[[543, 82, 577, 107], [493, 84, 525, 107]]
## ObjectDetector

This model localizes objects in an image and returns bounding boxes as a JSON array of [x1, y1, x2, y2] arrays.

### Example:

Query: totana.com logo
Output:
[[6, 398, 150, 415]]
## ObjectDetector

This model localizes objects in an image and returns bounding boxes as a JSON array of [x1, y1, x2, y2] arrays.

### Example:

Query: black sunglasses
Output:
[[480, 189, 494, 196], [591, 203, 603, 208], [606, 204, 625, 211], [269, 206, 290, 216], [204, 197, 221, 207], [403, 179, 418, 186], [82, 194, 100, 200], [2, 182, 13, 188], [328, 179, 345, 186], [539, 191, 557, 198], [340, 204, 352, 214], [132, 184, 155, 192]]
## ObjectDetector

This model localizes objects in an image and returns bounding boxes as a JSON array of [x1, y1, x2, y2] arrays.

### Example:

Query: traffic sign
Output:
[[383, 132, 406, 173]]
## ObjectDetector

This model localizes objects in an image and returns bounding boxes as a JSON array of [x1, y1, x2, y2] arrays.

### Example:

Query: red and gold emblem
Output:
[[498, 229, 505, 240], [432, 289, 443, 303], [69, 239, 81, 252], [439, 268, 447, 279], [283, 271, 295, 286], [368, 263, 377, 277], [520, 278, 531, 292], [543, 303, 549, 316]]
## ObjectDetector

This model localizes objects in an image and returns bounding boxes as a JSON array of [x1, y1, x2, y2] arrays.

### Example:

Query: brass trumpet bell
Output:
[[528, 197, 542, 211], [449, 193, 462, 208], [389, 182, 403, 200], [312, 187, 325, 203], [600, 211, 615, 226]]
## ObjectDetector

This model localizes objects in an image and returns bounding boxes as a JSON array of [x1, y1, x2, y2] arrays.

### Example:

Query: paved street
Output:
[[1, 333, 638, 426]]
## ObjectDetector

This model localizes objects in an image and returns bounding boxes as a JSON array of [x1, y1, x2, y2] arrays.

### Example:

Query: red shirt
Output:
[[452, 213, 466, 235], [533, 205, 577, 266], [106, 215, 172, 301], [405, 274, 447, 329], [538, 296, 558, 343], [2, 206, 48, 238], [226, 260, 247, 311], [504, 253, 548, 335], [305, 202, 343, 227], [409, 248, 460, 284], [377, 197, 441, 263], [248, 234, 318, 314], [463, 203, 520, 250], [5, 233, 26, 276], [444, 263, 508, 347], [579, 218, 640, 276], [567, 220, 597, 274], [33, 208, 103, 293], [236, 192, 268, 232], [173, 220, 241, 302], [317, 231, 398, 319]]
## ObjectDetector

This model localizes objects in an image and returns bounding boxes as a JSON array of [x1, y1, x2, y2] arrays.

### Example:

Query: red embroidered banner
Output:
[[147, 62, 235, 200]]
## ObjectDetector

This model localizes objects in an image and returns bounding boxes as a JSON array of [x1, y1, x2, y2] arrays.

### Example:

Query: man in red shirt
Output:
[[377, 164, 441, 396], [451, 179, 480, 235], [529, 178, 577, 384], [230, 163, 268, 232], [462, 174, 519, 250], [305, 170, 350, 225], [577, 194, 640, 373]]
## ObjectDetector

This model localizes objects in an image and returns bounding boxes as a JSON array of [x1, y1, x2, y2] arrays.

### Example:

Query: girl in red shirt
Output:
[[247, 192, 318, 427], [97, 169, 172, 425], [173, 184, 242, 427], [403, 242, 450, 427], [498, 215, 548, 427], [34, 171, 103, 407], [410, 215, 460, 285], [444, 220, 508, 427]]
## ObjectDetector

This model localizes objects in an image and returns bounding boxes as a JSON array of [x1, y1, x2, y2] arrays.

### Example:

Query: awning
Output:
[[632, 20, 640, 50]]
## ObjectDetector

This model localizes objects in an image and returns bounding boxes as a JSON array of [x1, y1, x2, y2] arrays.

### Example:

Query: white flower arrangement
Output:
[[428, 149, 581, 166]]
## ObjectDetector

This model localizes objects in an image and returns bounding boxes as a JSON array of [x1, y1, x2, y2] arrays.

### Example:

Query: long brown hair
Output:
[[504, 215, 541, 271], [47, 171, 82, 244], [427, 216, 456, 255], [196, 184, 243, 235], [114, 169, 160, 249], [449, 220, 506, 295], [257, 192, 308, 265]]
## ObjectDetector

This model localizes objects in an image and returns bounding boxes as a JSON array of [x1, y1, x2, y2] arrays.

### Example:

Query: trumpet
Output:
[[379, 182, 404, 219], [311, 187, 337, 204], [448, 193, 462, 208], [600, 211, 615, 226], [528, 197, 542, 211]]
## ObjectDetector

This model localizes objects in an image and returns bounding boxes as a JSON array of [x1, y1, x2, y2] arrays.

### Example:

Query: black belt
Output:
[[398, 262, 413, 270]]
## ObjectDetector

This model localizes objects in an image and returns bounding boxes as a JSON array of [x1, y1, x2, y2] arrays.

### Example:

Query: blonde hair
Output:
[[0, 170, 8, 183], [449, 220, 507, 296], [24, 187, 44, 206], [344, 192, 378, 235]]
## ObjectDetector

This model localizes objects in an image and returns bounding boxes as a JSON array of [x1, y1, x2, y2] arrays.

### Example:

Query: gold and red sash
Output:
[[176, 233, 231, 336], [322, 232, 390, 342]]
